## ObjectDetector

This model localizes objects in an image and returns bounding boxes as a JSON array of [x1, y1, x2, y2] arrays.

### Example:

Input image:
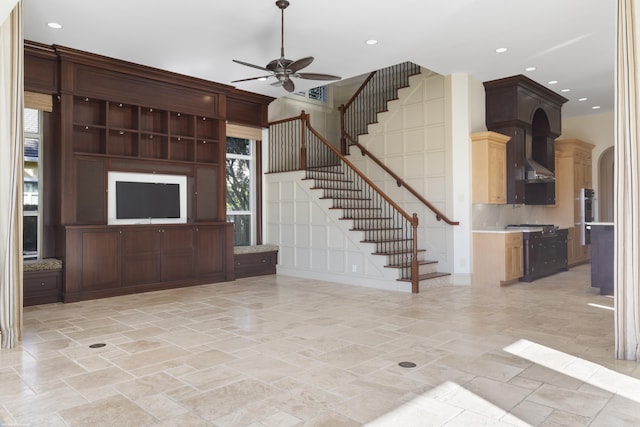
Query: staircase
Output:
[[305, 164, 450, 288], [268, 61, 457, 292]]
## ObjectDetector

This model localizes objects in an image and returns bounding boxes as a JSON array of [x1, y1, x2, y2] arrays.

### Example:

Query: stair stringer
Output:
[[265, 170, 414, 292]]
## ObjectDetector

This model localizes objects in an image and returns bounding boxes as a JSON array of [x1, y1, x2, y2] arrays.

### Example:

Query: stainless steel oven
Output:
[[580, 188, 595, 245]]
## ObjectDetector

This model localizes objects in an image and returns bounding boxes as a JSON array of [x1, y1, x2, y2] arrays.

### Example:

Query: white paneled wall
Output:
[[265, 171, 413, 292], [348, 70, 454, 274]]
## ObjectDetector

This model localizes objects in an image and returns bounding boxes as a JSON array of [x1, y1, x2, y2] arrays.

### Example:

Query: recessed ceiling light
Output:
[[561, 89, 571, 92], [47, 22, 62, 29], [495, 47, 508, 53], [548, 80, 558, 85], [525, 67, 536, 72], [578, 97, 588, 102], [365, 39, 378, 45], [592, 105, 601, 110]]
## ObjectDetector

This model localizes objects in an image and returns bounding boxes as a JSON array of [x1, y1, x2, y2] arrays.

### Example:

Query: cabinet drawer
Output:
[[23, 270, 62, 306], [234, 251, 277, 278]]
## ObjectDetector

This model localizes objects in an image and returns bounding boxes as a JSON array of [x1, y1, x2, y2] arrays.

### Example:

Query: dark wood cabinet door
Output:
[[195, 166, 219, 221], [123, 228, 162, 286], [161, 227, 195, 281], [196, 226, 224, 277], [81, 229, 122, 290], [76, 157, 106, 224]]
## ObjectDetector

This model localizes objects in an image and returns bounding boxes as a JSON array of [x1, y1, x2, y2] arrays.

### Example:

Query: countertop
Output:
[[472, 226, 549, 234], [586, 222, 615, 226]]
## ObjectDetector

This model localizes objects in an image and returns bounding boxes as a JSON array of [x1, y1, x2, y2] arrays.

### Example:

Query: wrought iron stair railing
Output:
[[269, 112, 422, 292], [339, 61, 459, 226]]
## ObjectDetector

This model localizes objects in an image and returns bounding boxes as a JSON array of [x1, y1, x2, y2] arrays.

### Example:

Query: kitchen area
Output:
[[471, 75, 613, 294]]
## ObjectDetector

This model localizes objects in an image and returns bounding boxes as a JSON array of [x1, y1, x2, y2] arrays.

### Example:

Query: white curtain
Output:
[[615, 0, 640, 360], [0, 1, 23, 349]]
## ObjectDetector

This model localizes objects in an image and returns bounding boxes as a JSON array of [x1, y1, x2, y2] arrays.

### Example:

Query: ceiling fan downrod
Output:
[[276, 0, 289, 59]]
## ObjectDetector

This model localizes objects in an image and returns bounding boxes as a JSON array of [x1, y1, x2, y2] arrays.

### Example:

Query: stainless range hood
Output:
[[525, 158, 555, 182]]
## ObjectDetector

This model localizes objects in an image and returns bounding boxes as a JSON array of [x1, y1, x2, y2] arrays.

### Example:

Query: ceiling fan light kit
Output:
[[231, 0, 340, 92]]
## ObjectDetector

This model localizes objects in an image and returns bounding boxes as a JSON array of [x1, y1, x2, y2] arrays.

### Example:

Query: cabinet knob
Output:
[[40, 282, 45, 286]]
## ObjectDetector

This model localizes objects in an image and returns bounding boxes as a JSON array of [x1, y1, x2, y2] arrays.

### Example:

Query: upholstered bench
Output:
[[23, 258, 63, 306], [233, 245, 278, 278]]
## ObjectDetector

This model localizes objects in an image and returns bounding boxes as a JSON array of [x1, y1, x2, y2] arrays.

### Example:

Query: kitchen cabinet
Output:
[[472, 231, 523, 286], [551, 139, 594, 266], [590, 223, 614, 295], [484, 75, 567, 205], [520, 229, 568, 282], [471, 131, 510, 204]]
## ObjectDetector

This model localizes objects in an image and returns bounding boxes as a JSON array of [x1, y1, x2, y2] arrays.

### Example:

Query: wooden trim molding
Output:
[[226, 123, 263, 140]]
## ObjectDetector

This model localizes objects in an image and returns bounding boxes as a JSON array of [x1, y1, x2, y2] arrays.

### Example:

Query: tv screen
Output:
[[116, 181, 180, 219]]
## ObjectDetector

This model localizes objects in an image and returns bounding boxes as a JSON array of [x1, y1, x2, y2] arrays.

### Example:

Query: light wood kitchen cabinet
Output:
[[471, 131, 511, 204], [473, 231, 523, 286], [567, 225, 590, 267], [550, 139, 594, 266]]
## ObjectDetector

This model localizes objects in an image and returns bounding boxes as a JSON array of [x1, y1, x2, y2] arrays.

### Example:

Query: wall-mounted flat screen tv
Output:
[[107, 172, 187, 225]]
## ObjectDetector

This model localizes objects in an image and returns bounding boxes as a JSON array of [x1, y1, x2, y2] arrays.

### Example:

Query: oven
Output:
[[580, 188, 595, 245]]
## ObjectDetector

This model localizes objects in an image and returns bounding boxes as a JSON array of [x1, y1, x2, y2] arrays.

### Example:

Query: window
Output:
[[23, 108, 42, 260], [292, 85, 331, 105], [226, 137, 255, 246]]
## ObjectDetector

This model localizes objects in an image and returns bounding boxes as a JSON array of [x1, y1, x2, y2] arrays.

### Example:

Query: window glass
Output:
[[23, 108, 42, 259], [226, 136, 254, 246]]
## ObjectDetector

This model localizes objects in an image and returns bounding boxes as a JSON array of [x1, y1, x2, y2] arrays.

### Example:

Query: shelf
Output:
[[139, 134, 168, 159], [170, 136, 194, 162], [196, 140, 217, 163], [140, 107, 168, 134], [196, 116, 219, 140], [109, 102, 138, 130], [73, 124, 106, 154], [74, 97, 106, 126], [170, 112, 194, 137], [107, 129, 138, 157]]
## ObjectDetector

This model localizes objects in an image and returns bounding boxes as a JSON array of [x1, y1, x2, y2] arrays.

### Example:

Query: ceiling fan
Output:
[[231, 0, 341, 93]]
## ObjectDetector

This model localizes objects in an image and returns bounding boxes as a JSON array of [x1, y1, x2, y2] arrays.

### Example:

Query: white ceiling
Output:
[[23, 0, 615, 118]]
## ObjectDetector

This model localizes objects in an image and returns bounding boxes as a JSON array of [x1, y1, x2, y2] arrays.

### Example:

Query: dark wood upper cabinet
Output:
[[484, 75, 567, 205]]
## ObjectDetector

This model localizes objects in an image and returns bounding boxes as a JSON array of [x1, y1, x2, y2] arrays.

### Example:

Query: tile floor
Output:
[[2, 264, 640, 426]]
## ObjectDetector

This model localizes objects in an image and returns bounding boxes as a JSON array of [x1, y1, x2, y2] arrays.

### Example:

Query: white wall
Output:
[[264, 170, 413, 292], [1, 0, 18, 27]]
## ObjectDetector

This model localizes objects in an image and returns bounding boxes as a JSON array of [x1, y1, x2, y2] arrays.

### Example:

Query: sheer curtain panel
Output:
[[615, 0, 640, 360], [0, 1, 23, 349]]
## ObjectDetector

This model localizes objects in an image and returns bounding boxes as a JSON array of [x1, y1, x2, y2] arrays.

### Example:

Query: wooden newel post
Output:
[[300, 111, 307, 170], [338, 104, 347, 155], [411, 213, 419, 293]]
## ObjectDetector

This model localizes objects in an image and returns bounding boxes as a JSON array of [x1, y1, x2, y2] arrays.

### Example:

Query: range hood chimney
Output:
[[525, 158, 555, 182]]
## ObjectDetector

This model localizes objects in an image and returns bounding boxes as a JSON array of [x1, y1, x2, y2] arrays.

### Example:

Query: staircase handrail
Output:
[[302, 113, 416, 226], [347, 135, 460, 226]]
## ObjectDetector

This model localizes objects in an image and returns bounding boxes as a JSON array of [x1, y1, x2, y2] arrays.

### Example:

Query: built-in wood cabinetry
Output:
[[484, 75, 568, 205], [472, 232, 523, 286], [551, 139, 594, 267], [471, 131, 510, 204], [62, 224, 229, 302], [25, 42, 273, 303]]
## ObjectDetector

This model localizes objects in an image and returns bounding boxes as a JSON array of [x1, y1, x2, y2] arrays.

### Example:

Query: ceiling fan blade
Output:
[[283, 78, 295, 92], [232, 59, 270, 72], [231, 75, 273, 83], [288, 56, 314, 72], [296, 72, 341, 81]]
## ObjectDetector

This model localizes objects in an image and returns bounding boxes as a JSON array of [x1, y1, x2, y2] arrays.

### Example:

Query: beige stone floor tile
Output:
[[527, 383, 609, 418], [6, 265, 640, 425], [179, 378, 278, 420], [115, 371, 187, 401], [59, 394, 156, 427]]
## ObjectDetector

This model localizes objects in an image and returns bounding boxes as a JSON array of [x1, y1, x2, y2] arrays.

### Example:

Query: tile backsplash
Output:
[[472, 203, 557, 229]]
